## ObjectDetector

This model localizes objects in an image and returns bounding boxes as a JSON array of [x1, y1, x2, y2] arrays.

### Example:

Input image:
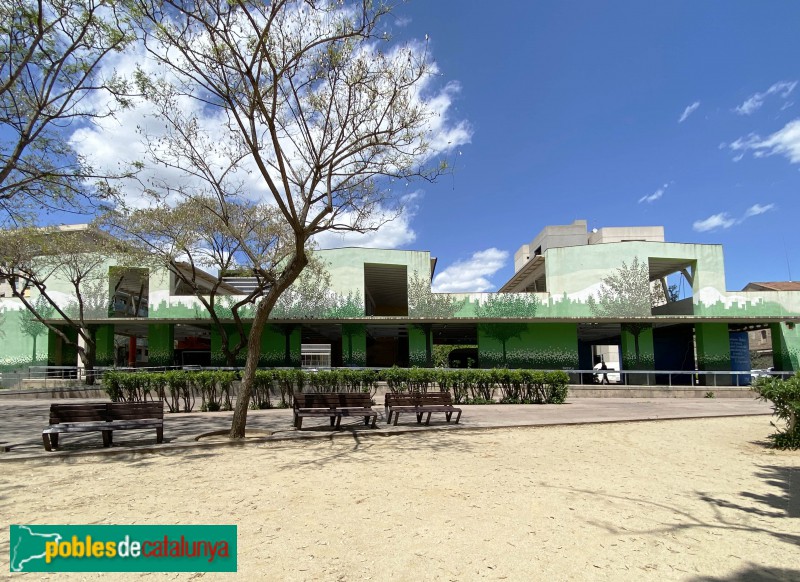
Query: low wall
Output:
[[568, 386, 758, 398], [0, 386, 107, 400]]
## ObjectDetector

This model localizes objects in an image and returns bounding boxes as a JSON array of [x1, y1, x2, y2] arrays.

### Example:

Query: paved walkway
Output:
[[0, 396, 774, 460]]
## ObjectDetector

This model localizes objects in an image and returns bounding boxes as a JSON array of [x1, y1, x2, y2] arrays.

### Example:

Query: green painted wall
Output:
[[0, 304, 48, 370], [318, 248, 431, 298], [408, 325, 430, 367], [262, 325, 301, 367], [695, 323, 731, 371], [771, 323, 800, 371], [147, 323, 174, 367], [620, 326, 655, 369], [478, 323, 578, 369], [94, 325, 116, 366], [341, 324, 366, 367], [210, 325, 248, 367]]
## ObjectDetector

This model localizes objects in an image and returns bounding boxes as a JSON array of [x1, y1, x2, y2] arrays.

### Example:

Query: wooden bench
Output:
[[42, 401, 164, 451], [293, 392, 377, 430], [385, 392, 463, 426]]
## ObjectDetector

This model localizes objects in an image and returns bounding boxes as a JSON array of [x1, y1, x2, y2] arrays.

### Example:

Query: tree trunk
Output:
[[502, 340, 507, 367], [32, 335, 37, 363], [80, 346, 97, 386], [230, 300, 272, 438]]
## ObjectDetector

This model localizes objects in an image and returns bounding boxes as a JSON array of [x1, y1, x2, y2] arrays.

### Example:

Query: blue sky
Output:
[[15, 1, 800, 294], [380, 1, 800, 293]]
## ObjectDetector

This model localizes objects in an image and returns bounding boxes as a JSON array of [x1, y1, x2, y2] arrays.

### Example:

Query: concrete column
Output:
[[695, 323, 731, 386], [147, 323, 174, 367]]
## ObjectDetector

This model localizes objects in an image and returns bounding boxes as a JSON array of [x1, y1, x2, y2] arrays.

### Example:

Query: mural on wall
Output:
[[476, 294, 540, 367], [408, 272, 466, 366], [588, 257, 654, 368], [19, 296, 52, 365]]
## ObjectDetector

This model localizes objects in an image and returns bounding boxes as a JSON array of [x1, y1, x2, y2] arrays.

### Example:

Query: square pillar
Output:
[[695, 323, 731, 386], [621, 325, 654, 385], [147, 323, 174, 367], [341, 324, 366, 367], [771, 322, 800, 372], [408, 325, 430, 367], [94, 324, 116, 367]]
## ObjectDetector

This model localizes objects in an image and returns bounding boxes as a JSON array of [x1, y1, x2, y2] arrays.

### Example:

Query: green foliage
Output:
[[375, 367, 568, 405], [704, 391, 715, 399], [252, 370, 274, 409], [753, 374, 800, 449]]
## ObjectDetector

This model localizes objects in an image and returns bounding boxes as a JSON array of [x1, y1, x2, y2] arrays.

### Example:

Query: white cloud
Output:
[[743, 203, 775, 218], [312, 196, 418, 249], [726, 119, 800, 163], [734, 80, 797, 115], [638, 183, 668, 204], [693, 213, 736, 232], [678, 101, 700, 123], [431, 248, 508, 293], [693, 203, 775, 232]]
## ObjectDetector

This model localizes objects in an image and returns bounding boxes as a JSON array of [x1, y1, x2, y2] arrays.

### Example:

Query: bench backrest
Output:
[[385, 392, 454, 407], [294, 392, 373, 410], [49, 403, 109, 424], [49, 401, 164, 424], [417, 392, 453, 406], [107, 401, 164, 421]]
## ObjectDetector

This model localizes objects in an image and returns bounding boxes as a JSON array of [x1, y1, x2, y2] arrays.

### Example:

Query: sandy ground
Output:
[[1, 416, 798, 582]]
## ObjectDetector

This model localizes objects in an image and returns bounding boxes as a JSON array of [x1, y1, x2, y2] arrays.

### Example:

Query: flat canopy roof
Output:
[[59, 315, 800, 326]]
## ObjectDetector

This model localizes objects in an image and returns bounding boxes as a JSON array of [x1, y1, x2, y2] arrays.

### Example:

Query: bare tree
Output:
[[0, 0, 135, 226], [115, 0, 465, 437], [0, 227, 116, 384]]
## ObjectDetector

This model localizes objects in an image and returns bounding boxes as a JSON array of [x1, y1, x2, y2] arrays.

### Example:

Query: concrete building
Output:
[[1, 221, 799, 384]]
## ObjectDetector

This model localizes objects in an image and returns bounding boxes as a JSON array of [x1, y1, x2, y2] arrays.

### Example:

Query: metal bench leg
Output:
[[393, 412, 400, 426], [42, 433, 52, 452], [330, 415, 336, 427], [335, 415, 343, 429], [156, 426, 164, 444], [425, 412, 432, 426], [102, 430, 112, 447], [51, 433, 59, 449], [370, 415, 376, 428], [446, 411, 452, 422], [364, 416, 370, 426], [454, 411, 462, 424]]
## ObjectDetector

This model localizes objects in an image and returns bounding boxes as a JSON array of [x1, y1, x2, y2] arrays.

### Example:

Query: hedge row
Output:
[[753, 373, 800, 449], [102, 367, 571, 412]]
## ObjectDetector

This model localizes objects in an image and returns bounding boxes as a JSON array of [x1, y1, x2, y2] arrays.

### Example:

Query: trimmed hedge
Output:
[[753, 373, 800, 449], [101, 367, 572, 412]]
